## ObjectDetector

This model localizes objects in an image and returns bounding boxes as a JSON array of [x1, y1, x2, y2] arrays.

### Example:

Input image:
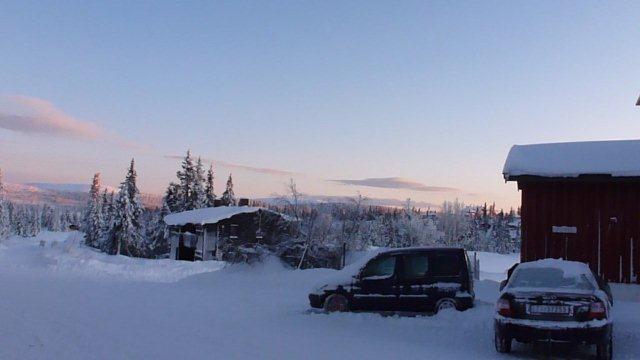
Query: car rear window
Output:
[[509, 267, 595, 291], [403, 255, 429, 279], [431, 253, 462, 277]]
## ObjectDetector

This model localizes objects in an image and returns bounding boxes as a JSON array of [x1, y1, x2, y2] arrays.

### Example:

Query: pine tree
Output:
[[194, 157, 207, 209], [205, 164, 216, 207], [221, 173, 237, 206], [125, 159, 143, 229], [103, 183, 145, 256], [176, 150, 195, 211], [146, 203, 170, 257], [101, 162, 145, 256], [163, 182, 181, 213], [83, 173, 103, 247]]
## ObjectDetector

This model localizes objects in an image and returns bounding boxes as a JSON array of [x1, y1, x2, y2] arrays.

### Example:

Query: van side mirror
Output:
[[499, 280, 508, 292]]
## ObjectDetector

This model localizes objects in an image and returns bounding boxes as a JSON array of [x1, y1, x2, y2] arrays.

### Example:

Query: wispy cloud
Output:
[[0, 95, 143, 149], [163, 155, 298, 176], [330, 177, 458, 192]]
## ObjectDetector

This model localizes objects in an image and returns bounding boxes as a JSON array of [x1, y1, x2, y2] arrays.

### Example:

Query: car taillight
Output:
[[588, 301, 606, 320], [496, 298, 512, 317]]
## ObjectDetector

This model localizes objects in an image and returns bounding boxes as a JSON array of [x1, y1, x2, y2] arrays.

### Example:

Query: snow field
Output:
[[0, 232, 638, 359]]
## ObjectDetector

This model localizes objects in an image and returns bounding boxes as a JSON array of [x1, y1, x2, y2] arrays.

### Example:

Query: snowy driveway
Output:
[[0, 233, 639, 359]]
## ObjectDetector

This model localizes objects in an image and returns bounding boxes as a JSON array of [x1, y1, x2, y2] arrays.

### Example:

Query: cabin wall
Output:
[[520, 181, 640, 283]]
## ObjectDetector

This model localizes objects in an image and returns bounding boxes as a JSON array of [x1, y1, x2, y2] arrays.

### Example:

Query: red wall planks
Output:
[[519, 181, 640, 284]]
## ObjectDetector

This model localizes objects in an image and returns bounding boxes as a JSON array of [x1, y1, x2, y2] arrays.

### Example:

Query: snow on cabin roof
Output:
[[164, 206, 283, 226], [503, 140, 640, 180]]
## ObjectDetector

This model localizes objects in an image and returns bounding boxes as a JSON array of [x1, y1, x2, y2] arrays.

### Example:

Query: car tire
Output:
[[434, 298, 458, 314], [494, 332, 512, 354], [596, 336, 612, 360], [323, 294, 349, 312]]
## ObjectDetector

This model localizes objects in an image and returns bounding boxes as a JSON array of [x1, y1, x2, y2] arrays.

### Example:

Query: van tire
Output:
[[323, 294, 349, 312], [435, 298, 458, 313]]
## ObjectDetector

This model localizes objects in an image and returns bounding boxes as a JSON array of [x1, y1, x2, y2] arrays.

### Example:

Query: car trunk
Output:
[[508, 291, 596, 322]]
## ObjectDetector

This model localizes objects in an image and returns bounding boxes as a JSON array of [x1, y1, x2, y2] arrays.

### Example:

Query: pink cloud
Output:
[[164, 155, 298, 176], [330, 177, 459, 192], [0, 95, 144, 149]]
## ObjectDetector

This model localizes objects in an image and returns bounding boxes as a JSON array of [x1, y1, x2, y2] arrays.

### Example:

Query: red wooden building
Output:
[[503, 140, 640, 283]]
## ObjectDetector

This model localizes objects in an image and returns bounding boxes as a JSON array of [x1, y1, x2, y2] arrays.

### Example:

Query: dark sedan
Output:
[[494, 259, 613, 360]]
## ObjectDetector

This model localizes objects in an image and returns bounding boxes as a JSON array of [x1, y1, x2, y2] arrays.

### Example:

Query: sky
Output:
[[1, 1, 639, 209]]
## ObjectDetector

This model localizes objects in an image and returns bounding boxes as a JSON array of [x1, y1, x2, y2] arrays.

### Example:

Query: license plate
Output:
[[527, 304, 572, 315]]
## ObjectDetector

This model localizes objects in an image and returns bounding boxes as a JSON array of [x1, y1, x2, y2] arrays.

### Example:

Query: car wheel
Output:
[[323, 294, 349, 312], [596, 336, 612, 360], [434, 298, 458, 313], [494, 332, 512, 353]]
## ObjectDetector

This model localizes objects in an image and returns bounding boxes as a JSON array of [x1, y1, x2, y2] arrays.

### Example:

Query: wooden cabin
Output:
[[503, 140, 640, 283], [164, 206, 293, 262]]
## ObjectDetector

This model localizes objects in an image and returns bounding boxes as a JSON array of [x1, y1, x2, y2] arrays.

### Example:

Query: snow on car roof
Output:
[[164, 206, 286, 226], [503, 140, 640, 180], [516, 258, 593, 277]]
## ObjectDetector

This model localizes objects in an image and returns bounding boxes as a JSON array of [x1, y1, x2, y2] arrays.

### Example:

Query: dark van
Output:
[[309, 247, 474, 314]]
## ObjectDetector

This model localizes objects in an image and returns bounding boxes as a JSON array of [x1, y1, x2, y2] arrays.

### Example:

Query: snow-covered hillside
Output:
[[0, 233, 638, 359]]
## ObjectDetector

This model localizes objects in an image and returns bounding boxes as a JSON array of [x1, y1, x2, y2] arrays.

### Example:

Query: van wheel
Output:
[[495, 332, 512, 353], [435, 298, 458, 313], [596, 337, 612, 360], [323, 294, 349, 312]]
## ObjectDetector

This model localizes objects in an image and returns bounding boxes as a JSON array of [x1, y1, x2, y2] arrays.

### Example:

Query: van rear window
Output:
[[432, 254, 461, 277]]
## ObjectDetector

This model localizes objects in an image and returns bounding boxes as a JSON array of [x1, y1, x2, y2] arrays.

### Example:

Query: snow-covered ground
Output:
[[0, 232, 638, 359]]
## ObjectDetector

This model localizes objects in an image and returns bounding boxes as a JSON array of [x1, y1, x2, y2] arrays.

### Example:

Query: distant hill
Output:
[[3, 183, 163, 209], [256, 195, 439, 210]]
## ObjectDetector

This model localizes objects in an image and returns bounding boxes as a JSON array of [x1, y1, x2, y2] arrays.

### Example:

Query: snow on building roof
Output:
[[503, 140, 640, 180], [164, 206, 282, 226]]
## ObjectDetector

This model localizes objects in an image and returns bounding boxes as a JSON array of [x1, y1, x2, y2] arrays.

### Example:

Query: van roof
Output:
[[377, 247, 465, 256]]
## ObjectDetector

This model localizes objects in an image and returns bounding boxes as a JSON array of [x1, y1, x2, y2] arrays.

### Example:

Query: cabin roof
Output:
[[503, 140, 640, 181], [164, 206, 286, 226]]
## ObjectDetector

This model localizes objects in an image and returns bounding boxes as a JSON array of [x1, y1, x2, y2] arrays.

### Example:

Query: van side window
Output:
[[362, 256, 396, 279], [432, 254, 461, 277], [403, 255, 429, 279]]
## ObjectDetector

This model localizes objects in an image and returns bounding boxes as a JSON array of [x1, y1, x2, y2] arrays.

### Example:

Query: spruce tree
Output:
[[205, 164, 216, 207], [221, 173, 237, 206], [83, 173, 103, 247]]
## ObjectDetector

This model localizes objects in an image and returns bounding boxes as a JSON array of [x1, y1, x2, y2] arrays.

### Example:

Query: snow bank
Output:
[[503, 140, 640, 179], [0, 232, 225, 282]]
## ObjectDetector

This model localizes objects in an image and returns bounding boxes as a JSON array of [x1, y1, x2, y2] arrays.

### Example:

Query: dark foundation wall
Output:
[[519, 181, 640, 283]]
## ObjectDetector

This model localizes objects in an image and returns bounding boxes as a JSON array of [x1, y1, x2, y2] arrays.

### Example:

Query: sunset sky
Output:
[[1, 1, 639, 209]]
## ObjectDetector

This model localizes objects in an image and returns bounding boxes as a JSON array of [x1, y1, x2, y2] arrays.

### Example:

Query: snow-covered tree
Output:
[[83, 173, 103, 248], [220, 173, 237, 206], [0, 168, 9, 240], [205, 164, 216, 207], [163, 182, 181, 213], [102, 182, 143, 256], [145, 203, 170, 257], [175, 151, 203, 211], [124, 159, 143, 229], [194, 157, 207, 208], [101, 161, 145, 256]]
